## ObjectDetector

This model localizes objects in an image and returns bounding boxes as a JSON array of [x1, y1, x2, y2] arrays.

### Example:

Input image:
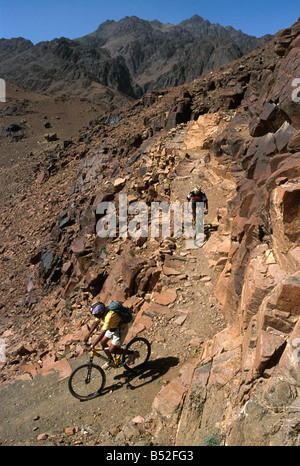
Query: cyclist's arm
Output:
[[202, 194, 208, 212], [90, 311, 113, 346], [83, 319, 100, 343], [91, 329, 106, 347]]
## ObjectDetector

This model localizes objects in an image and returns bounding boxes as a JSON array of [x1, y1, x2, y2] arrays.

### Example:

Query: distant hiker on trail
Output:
[[187, 186, 208, 225], [83, 301, 139, 370]]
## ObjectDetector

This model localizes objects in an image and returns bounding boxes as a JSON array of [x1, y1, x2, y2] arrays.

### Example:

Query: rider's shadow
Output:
[[100, 356, 179, 396], [204, 223, 218, 241]]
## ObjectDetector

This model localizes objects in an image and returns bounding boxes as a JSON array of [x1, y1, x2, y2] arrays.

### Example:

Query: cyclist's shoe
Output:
[[126, 351, 140, 365], [101, 362, 111, 370], [102, 361, 116, 371]]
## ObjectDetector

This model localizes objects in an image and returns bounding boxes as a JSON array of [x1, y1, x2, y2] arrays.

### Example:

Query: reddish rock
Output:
[[267, 157, 300, 192], [208, 346, 241, 387], [249, 102, 288, 137], [84, 266, 107, 295], [65, 427, 76, 436], [126, 310, 153, 340], [265, 273, 300, 317], [58, 333, 75, 346], [20, 362, 40, 378], [137, 266, 161, 293], [155, 288, 177, 305], [77, 254, 92, 274], [270, 181, 300, 273], [239, 245, 288, 327], [9, 341, 35, 358], [41, 355, 72, 380], [289, 247, 300, 269], [153, 364, 194, 426], [162, 265, 181, 276], [37, 433, 48, 441], [98, 256, 123, 302], [36, 170, 46, 184], [272, 318, 300, 385], [253, 330, 286, 377], [121, 254, 146, 295], [175, 363, 211, 445], [70, 236, 88, 255], [64, 277, 78, 298], [147, 302, 172, 316]]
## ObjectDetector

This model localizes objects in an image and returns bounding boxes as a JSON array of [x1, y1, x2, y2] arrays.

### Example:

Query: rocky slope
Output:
[[0, 15, 272, 99], [0, 18, 299, 446]]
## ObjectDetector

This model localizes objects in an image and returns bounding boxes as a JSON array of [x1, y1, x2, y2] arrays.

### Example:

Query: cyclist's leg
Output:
[[108, 326, 129, 355], [108, 326, 136, 360], [191, 200, 196, 222], [100, 333, 112, 360], [109, 343, 126, 355]]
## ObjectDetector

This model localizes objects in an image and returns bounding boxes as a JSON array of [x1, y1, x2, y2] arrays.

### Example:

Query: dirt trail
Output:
[[0, 117, 229, 446]]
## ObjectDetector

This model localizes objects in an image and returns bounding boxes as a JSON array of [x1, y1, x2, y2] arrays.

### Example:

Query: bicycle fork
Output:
[[85, 356, 94, 384]]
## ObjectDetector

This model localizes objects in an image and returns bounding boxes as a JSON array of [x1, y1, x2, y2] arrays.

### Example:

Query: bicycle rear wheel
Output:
[[122, 337, 151, 372], [68, 362, 106, 400]]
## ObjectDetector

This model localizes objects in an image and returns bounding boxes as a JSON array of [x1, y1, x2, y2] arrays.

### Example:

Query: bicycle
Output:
[[68, 337, 151, 401]]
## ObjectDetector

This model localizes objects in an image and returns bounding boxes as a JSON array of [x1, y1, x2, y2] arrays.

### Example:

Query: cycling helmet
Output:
[[90, 302, 106, 317], [193, 187, 200, 195]]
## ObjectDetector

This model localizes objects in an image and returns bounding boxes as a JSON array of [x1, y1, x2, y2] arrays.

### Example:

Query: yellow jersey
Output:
[[96, 310, 125, 330]]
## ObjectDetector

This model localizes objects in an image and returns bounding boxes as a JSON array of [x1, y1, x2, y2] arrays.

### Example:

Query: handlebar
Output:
[[84, 342, 104, 352]]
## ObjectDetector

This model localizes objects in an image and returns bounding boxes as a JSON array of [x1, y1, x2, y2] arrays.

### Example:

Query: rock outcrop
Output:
[[155, 18, 300, 446]]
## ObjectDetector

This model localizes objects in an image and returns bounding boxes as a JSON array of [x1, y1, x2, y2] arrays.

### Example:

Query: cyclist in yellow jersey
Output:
[[83, 301, 139, 370]]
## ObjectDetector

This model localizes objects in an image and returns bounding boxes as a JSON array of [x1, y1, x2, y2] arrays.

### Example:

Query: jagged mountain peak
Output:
[[179, 13, 208, 25]]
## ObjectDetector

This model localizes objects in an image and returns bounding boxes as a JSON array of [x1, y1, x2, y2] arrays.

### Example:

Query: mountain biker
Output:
[[83, 301, 139, 370], [187, 186, 208, 224]]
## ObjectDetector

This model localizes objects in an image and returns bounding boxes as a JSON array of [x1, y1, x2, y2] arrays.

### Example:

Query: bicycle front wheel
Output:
[[68, 363, 106, 401], [122, 337, 151, 372]]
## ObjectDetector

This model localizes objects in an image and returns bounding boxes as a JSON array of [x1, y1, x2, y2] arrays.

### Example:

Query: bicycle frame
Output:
[[88, 346, 122, 368]]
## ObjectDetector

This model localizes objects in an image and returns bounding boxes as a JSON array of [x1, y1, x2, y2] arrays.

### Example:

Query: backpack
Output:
[[107, 300, 133, 325]]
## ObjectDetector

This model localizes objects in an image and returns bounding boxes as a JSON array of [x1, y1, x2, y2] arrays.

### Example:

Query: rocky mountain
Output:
[[0, 17, 300, 447], [76, 15, 272, 95], [0, 15, 272, 100], [0, 36, 136, 99]]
